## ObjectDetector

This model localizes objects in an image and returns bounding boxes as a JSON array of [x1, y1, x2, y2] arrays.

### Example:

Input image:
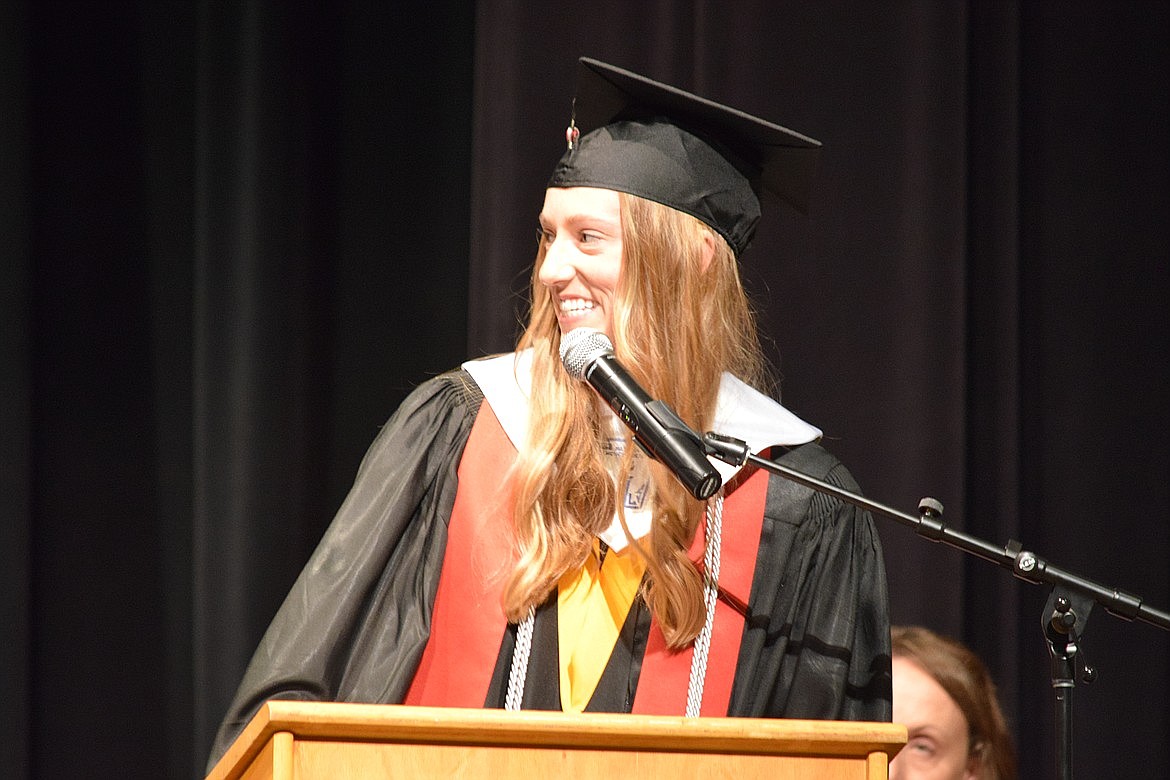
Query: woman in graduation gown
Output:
[[208, 57, 892, 769]]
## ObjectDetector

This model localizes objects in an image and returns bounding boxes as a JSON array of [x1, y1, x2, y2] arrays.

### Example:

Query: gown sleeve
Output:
[[729, 442, 893, 722], [206, 370, 483, 769]]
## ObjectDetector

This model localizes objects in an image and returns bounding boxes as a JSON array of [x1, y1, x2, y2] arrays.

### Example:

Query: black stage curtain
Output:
[[3, 1, 1166, 778]]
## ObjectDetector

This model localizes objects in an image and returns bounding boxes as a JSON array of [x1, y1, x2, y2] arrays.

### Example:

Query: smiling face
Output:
[[537, 186, 624, 342], [890, 657, 979, 780]]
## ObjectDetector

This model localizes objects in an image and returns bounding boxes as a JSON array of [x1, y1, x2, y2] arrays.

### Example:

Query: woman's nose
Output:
[[538, 239, 574, 286]]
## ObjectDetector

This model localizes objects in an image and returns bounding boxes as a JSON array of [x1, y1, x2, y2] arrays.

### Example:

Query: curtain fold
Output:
[[964, 0, 1024, 734], [1, 1, 31, 777], [191, 1, 342, 759]]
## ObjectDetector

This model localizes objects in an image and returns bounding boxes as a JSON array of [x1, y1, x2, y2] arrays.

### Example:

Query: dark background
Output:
[[3, 2, 1168, 778]]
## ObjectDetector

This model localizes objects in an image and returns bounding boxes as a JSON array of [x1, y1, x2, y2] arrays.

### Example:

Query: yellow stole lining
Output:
[[557, 539, 647, 712]]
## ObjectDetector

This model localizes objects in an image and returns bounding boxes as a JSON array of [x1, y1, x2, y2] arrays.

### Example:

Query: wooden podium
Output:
[[207, 701, 905, 779]]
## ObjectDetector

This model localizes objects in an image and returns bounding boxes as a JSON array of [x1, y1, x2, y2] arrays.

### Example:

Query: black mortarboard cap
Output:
[[548, 57, 821, 256]]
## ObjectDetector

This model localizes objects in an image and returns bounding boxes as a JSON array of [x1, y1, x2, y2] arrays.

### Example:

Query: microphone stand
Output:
[[702, 431, 1170, 780]]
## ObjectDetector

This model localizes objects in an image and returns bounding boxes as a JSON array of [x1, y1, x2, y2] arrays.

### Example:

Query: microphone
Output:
[[559, 327, 722, 501]]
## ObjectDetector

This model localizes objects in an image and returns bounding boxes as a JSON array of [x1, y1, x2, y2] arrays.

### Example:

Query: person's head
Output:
[[890, 625, 1017, 780], [524, 57, 821, 424]]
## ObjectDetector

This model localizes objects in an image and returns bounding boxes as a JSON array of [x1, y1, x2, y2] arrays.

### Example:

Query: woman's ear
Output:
[[699, 229, 717, 273], [963, 751, 983, 780]]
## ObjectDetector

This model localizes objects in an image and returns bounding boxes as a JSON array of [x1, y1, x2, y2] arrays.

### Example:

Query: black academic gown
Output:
[[206, 369, 891, 771]]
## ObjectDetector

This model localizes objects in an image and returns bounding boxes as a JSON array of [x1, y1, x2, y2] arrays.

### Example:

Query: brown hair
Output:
[[891, 625, 1018, 780], [503, 191, 767, 648]]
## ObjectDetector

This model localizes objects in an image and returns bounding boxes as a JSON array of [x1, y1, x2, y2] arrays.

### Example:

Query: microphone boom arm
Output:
[[701, 430, 1170, 632]]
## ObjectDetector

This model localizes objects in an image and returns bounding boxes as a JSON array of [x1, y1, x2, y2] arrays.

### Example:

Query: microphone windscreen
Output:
[[559, 328, 613, 380]]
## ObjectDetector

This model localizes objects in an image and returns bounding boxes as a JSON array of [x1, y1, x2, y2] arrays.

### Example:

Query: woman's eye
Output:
[[580, 231, 601, 244], [908, 738, 935, 755]]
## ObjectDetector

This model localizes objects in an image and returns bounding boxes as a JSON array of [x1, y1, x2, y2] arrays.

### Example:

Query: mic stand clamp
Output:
[[1044, 587, 1097, 780]]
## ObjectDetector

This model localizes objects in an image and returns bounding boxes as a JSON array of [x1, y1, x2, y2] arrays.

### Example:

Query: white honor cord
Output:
[[685, 489, 723, 717], [504, 491, 724, 715], [504, 606, 535, 711]]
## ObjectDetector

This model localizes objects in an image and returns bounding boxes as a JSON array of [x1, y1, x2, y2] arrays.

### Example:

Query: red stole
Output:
[[404, 401, 770, 714]]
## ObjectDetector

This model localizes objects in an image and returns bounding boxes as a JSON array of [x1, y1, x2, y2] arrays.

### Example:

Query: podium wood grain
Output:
[[207, 701, 905, 779]]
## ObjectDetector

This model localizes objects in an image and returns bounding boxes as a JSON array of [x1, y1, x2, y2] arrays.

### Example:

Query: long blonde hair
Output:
[[503, 191, 767, 648]]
